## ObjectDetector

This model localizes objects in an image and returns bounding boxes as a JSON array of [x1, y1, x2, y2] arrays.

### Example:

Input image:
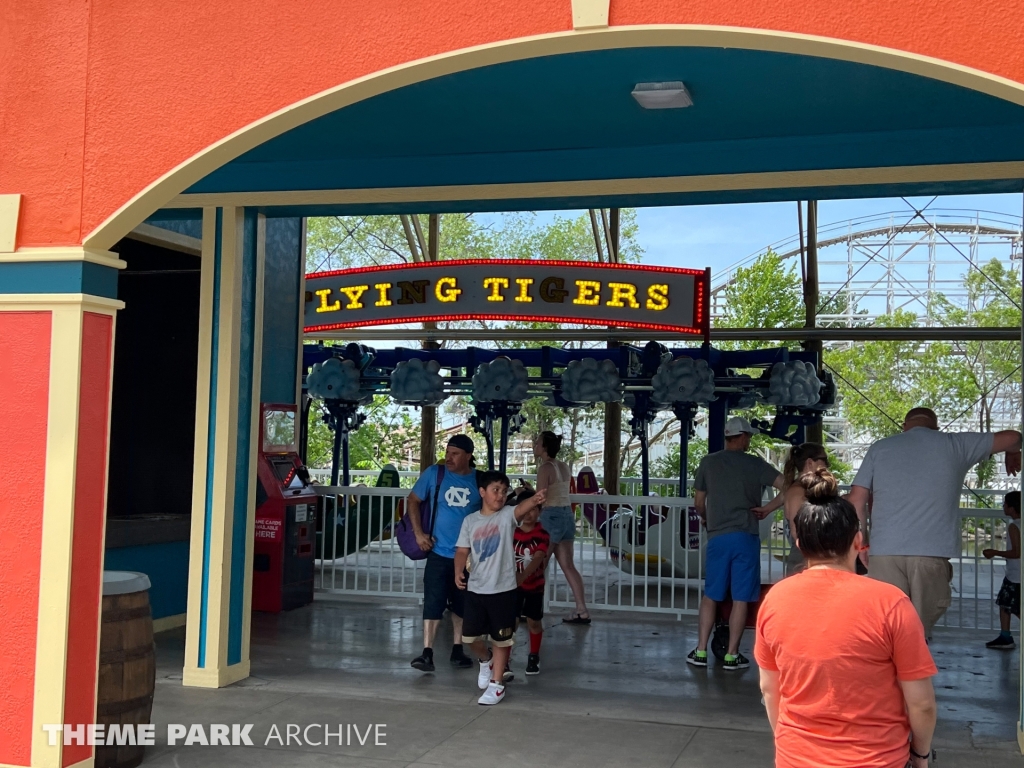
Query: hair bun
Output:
[[799, 467, 839, 500]]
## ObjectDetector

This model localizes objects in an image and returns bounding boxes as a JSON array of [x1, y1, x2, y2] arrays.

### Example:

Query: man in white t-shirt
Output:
[[848, 407, 1021, 637]]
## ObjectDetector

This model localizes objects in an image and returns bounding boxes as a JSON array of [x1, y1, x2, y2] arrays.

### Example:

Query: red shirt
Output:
[[755, 568, 937, 768], [513, 523, 550, 593]]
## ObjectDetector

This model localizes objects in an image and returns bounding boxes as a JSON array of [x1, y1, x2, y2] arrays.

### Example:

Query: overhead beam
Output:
[[803, 201, 824, 444], [419, 213, 441, 472], [166, 161, 1024, 210], [305, 326, 1023, 343], [125, 223, 202, 256]]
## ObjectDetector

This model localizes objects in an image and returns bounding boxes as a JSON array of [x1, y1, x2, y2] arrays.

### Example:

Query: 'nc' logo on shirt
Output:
[[445, 487, 472, 508]]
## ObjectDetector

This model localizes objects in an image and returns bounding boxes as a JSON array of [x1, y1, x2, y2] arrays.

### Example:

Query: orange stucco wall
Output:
[[2, 0, 1024, 249]]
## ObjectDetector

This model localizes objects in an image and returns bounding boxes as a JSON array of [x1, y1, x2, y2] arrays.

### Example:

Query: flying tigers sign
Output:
[[304, 260, 710, 337]]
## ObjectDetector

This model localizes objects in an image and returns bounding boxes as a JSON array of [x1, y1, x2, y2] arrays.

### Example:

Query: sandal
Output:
[[563, 612, 592, 625]]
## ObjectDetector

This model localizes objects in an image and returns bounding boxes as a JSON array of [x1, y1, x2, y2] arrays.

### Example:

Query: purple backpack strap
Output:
[[427, 465, 445, 535]]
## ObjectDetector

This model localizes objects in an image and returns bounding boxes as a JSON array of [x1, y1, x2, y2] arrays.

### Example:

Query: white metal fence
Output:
[[308, 469, 686, 497], [311, 483, 1016, 630]]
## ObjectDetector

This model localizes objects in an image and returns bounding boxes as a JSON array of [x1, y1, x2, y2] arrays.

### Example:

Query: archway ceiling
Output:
[[180, 47, 1024, 214]]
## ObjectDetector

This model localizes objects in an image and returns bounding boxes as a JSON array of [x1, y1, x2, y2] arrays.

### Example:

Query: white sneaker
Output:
[[477, 659, 493, 690], [478, 681, 505, 705]]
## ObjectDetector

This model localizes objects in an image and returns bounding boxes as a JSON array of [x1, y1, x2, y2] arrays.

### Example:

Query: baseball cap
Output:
[[447, 434, 475, 456], [724, 416, 756, 437]]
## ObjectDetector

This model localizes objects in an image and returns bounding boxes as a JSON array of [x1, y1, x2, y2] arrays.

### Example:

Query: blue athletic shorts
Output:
[[704, 532, 761, 603]]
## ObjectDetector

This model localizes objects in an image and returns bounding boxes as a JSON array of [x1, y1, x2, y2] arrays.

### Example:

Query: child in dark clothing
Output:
[[511, 488, 550, 676]]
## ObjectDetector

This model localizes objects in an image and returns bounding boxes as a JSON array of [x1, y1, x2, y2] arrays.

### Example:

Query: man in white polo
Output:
[[848, 406, 1021, 637]]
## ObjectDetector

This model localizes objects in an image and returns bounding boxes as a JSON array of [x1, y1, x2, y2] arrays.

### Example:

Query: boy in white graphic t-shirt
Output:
[[455, 470, 546, 705], [984, 490, 1021, 649]]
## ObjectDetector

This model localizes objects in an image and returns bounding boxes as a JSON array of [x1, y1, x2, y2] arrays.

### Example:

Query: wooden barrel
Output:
[[96, 572, 155, 768]]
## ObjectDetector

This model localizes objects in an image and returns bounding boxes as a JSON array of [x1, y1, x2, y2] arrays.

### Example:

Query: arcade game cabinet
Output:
[[253, 403, 318, 612]]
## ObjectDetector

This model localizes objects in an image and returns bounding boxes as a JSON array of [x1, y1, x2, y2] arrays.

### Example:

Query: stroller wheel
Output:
[[711, 624, 730, 661]]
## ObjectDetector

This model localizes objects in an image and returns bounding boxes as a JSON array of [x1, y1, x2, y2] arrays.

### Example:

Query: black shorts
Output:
[[461, 589, 518, 647], [997, 577, 1020, 617], [422, 552, 465, 621], [516, 588, 544, 621]]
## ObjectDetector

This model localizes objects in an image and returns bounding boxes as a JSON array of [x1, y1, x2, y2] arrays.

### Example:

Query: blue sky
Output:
[[493, 193, 1023, 277], [638, 194, 1024, 275]]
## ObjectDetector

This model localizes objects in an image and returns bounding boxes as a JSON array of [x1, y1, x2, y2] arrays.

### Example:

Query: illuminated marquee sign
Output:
[[304, 260, 710, 337]]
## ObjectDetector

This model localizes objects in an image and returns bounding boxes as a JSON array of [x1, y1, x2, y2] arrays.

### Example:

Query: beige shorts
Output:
[[869, 555, 953, 636]]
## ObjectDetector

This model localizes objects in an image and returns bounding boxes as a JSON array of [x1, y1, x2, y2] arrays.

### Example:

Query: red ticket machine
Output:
[[253, 403, 318, 612]]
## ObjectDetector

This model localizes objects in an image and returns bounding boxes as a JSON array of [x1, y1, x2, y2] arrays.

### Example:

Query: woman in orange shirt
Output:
[[756, 469, 937, 768]]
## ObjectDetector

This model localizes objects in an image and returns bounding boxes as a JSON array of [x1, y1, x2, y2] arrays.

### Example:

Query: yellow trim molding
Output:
[[184, 208, 217, 683], [165, 161, 1024, 210], [1, 247, 126, 270], [208, 207, 244, 676], [572, 0, 609, 29], [84, 25, 1024, 252], [153, 614, 187, 633], [31, 304, 86, 768], [183, 207, 265, 689], [0, 194, 22, 252], [0, 294, 124, 312], [181, 660, 250, 689]]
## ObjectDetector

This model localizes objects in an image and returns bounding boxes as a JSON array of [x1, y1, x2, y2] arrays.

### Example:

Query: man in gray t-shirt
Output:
[[687, 417, 783, 670], [849, 406, 1021, 637]]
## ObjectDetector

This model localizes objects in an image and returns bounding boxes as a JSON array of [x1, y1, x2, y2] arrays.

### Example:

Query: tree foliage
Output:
[[717, 249, 804, 348], [827, 259, 1020, 441], [306, 396, 421, 471], [306, 210, 642, 273], [720, 248, 1020, 470], [652, 437, 709, 480], [825, 311, 976, 438], [305, 211, 644, 478], [932, 259, 1022, 433]]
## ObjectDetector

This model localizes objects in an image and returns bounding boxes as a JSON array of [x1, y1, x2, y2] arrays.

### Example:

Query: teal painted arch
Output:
[[186, 47, 1024, 208]]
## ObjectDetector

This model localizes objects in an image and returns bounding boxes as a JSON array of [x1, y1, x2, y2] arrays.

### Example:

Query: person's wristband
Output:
[[909, 746, 933, 760]]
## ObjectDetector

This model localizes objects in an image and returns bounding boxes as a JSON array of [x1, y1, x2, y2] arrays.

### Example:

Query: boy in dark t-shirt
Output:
[[512, 489, 550, 677]]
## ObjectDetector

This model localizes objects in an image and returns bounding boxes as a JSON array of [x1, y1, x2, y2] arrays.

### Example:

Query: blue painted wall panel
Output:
[[146, 217, 203, 240], [227, 210, 259, 666], [260, 217, 303, 406], [0, 261, 118, 298], [198, 209, 223, 668], [104, 542, 190, 620]]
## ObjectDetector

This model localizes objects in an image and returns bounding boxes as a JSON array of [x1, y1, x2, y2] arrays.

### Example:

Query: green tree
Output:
[[826, 310, 978, 438], [717, 249, 804, 349], [305, 396, 420, 472], [933, 258, 1022, 433], [652, 437, 709, 480], [306, 210, 643, 274], [306, 213, 495, 272], [306, 210, 646, 476]]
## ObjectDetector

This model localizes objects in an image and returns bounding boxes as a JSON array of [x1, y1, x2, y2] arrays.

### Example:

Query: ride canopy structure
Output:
[[301, 340, 834, 495]]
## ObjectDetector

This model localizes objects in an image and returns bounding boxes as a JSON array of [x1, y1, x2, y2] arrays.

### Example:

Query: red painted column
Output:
[[0, 311, 53, 768], [0, 298, 119, 768]]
